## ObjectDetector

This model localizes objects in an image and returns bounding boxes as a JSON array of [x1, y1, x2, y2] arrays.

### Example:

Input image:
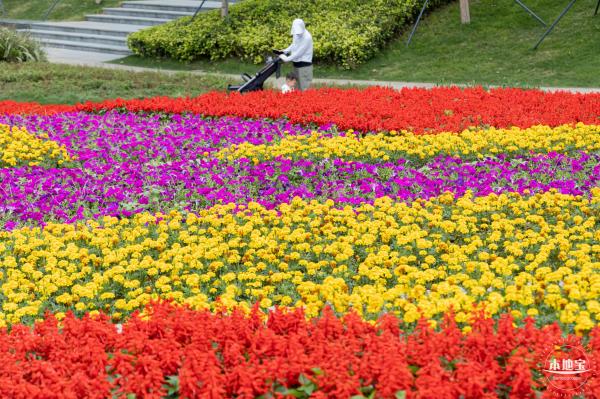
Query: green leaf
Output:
[[298, 384, 315, 396], [298, 374, 310, 386], [408, 364, 420, 375], [396, 391, 407, 399], [287, 388, 308, 398], [274, 384, 288, 394], [163, 375, 180, 396]]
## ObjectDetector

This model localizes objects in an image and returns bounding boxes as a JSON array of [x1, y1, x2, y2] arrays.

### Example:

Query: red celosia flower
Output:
[[3, 87, 600, 133], [0, 303, 596, 398]]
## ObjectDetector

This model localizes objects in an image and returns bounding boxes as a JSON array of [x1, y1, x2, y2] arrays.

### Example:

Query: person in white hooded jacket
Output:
[[278, 19, 313, 91]]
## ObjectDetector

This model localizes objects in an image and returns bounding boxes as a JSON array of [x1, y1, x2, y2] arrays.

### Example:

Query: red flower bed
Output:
[[0, 100, 72, 116], [1, 304, 598, 399], [3, 87, 600, 133]]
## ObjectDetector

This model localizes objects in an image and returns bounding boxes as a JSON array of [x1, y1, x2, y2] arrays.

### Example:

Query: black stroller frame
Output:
[[227, 53, 283, 93]]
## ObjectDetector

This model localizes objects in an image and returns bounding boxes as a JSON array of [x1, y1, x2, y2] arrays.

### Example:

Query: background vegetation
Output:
[[128, 0, 451, 69], [0, 63, 233, 104], [118, 0, 600, 87], [0, 28, 46, 62], [0, 0, 121, 21]]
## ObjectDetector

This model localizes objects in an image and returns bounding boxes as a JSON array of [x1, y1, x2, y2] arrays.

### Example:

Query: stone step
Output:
[[102, 7, 192, 19], [22, 0, 243, 57], [121, 0, 225, 13], [36, 38, 132, 55], [0, 19, 34, 29], [23, 29, 126, 47], [28, 21, 138, 38], [85, 14, 171, 26]]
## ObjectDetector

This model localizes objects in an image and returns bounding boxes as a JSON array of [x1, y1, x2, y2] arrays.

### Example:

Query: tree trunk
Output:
[[459, 0, 470, 24], [221, 0, 228, 17]]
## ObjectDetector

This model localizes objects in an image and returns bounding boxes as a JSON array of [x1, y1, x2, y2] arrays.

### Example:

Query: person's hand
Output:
[[278, 54, 290, 62]]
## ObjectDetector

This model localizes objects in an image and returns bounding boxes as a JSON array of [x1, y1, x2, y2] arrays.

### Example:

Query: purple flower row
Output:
[[1, 151, 598, 228], [0, 112, 598, 228], [0, 112, 324, 165]]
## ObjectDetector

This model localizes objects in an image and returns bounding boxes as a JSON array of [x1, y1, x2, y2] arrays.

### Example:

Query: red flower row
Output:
[[0, 100, 72, 116], [3, 87, 600, 132], [1, 303, 598, 399]]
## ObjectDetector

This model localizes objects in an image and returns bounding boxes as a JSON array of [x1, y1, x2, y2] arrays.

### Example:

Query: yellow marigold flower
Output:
[[0, 191, 597, 329], [0, 124, 73, 167], [216, 123, 600, 163]]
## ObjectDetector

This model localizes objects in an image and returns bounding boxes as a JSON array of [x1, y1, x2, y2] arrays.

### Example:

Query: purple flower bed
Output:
[[0, 112, 320, 163], [1, 112, 599, 229]]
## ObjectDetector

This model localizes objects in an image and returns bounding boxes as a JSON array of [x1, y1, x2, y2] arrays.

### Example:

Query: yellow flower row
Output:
[[216, 123, 600, 162], [0, 124, 72, 167], [0, 190, 599, 333]]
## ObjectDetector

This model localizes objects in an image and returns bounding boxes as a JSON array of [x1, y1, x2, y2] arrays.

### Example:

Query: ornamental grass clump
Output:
[[0, 28, 46, 62]]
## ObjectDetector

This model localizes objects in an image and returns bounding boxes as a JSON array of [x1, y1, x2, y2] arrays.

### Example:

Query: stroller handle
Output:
[[227, 52, 282, 93]]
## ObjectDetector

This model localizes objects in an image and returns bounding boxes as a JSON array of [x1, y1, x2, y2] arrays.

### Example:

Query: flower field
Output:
[[0, 87, 599, 398]]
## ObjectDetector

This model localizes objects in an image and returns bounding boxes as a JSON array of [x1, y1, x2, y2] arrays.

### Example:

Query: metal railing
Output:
[[406, 0, 429, 46], [43, 0, 63, 20], [187, 0, 208, 24], [514, 0, 546, 26], [188, 0, 234, 24], [0, 0, 66, 21]]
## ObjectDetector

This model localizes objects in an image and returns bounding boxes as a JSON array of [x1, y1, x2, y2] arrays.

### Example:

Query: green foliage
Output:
[[128, 0, 450, 69], [1, 0, 122, 21], [0, 28, 46, 62], [162, 375, 180, 398], [0, 62, 233, 104]]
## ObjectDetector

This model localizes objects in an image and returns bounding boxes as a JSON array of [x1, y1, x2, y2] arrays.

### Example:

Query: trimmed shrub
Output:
[[128, 0, 449, 69], [0, 28, 46, 62]]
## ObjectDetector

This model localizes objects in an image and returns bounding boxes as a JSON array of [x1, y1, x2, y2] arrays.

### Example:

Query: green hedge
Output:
[[127, 0, 450, 69]]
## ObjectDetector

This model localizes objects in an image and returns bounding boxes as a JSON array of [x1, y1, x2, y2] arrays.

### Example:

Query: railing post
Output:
[[533, 0, 577, 50], [43, 0, 62, 20], [406, 0, 430, 46], [188, 0, 207, 24], [514, 0, 547, 26]]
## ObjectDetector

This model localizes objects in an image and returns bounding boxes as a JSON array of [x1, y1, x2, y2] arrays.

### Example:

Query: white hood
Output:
[[290, 19, 306, 36]]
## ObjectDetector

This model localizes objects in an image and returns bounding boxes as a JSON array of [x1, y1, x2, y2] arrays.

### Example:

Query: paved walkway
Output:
[[44, 48, 600, 94], [45, 48, 125, 63]]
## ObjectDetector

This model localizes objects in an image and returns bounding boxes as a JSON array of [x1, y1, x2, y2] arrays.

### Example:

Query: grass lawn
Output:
[[112, 0, 600, 87], [1, 0, 121, 21], [0, 62, 233, 104]]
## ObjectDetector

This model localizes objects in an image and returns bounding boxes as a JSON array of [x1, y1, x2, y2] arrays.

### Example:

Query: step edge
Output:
[[25, 29, 127, 40]]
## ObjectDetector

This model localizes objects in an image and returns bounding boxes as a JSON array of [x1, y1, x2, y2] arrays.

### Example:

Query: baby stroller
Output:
[[227, 52, 282, 93]]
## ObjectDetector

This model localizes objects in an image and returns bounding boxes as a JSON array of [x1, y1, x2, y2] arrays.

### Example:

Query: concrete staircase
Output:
[[19, 1, 234, 56]]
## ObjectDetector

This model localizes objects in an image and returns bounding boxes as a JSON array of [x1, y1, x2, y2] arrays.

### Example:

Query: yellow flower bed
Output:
[[0, 124, 72, 167], [217, 123, 600, 162], [0, 190, 599, 332]]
